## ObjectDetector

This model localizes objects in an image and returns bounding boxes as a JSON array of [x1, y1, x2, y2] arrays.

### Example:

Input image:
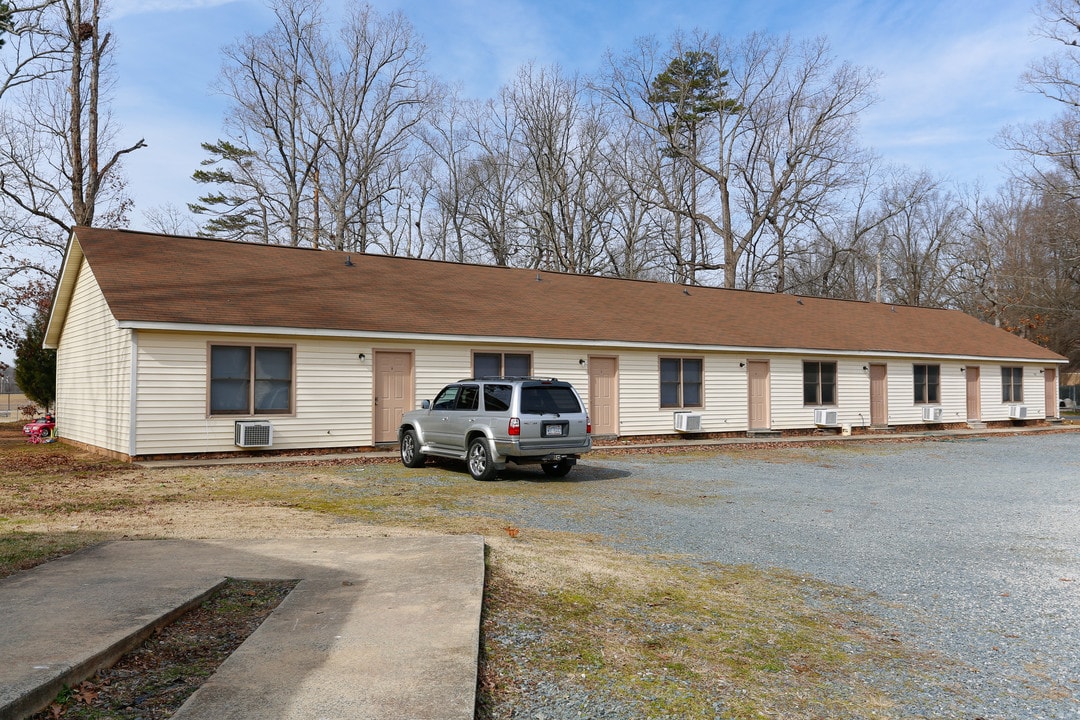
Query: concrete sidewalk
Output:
[[0, 537, 485, 720]]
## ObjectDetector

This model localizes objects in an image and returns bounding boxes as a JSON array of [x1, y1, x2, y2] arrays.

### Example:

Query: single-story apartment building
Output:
[[44, 227, 1068, 460]]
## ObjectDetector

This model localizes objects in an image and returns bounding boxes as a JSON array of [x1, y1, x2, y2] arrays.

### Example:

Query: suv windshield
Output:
[[520, 385, 583, 415]]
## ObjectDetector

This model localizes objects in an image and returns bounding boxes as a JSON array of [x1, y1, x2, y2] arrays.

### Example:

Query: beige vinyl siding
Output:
[[703, 356, 748, 432], [132, 338, 605, 456], [120, 327, 1062, 458], [610, 351, 665, 436], [412, 342, 471, 408], [883, 361, 970, 425], [981, 364, 1045, 421], [134, 334, 222, 454], [748, 356, 880, 430], [763, 356, 824, 430], [886, 362, 924, 426], [134, 333, 374, 455], [54, 260, 132, 454], [611, 351, 746, 436], [765, 356, 809, 430], [938, 363, 969, 423], [412, 343, 594, 405], [533, 348, 591, 389], [294, 338, 370, 445]]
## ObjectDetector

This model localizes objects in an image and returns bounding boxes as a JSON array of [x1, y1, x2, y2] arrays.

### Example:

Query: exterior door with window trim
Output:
[[747, 361, 770, 430], [373, 351, 413, 444], [588, 356, 618, 436], [1045, 367, 1058, 419], [965, 366, 981, 421], [869, 364, 887, 426]]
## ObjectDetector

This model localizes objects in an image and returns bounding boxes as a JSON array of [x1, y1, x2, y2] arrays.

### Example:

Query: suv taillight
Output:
[[586, 416, 591, 434], [508, 417, 521, 436]]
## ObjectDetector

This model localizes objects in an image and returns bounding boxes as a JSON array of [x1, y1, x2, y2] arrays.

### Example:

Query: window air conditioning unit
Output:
[[921, 406, 943, 423], [673, 412, 703, 432], [235, 420, 273, 447], [813, 408, 838, 427], [1008, 405, 1028, 420]]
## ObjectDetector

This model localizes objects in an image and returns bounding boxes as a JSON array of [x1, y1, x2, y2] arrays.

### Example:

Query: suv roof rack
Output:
[[457, 376, 561, 383]]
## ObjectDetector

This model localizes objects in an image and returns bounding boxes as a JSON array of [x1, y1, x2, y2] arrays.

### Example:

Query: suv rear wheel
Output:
[[467, 437, 497, 481], [400, 429, 426, 468]]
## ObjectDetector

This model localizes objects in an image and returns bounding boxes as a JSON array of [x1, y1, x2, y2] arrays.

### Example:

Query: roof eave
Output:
[[114, 319, 1068, 364], [43, 230, 83, 350]]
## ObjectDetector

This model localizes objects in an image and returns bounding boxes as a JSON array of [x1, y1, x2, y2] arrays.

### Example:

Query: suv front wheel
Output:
[[400, 429, 426, 468], [467, 437, 497, 481]]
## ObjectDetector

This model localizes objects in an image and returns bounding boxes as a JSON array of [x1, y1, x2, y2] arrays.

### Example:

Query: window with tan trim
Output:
[[473, 352, 531, 378], [660, 357, 703, 408], [913, 364, 940, 404], [1001, 367, 1023, 403], [209, 344, 294, 415], [803, 361, 837, 405]]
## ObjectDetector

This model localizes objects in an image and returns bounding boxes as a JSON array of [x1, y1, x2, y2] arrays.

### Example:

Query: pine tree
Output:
[[14, 298, 56, 412]]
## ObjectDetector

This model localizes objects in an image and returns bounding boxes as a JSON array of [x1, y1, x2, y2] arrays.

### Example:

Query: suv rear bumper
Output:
[[493, 437, 592, 461]]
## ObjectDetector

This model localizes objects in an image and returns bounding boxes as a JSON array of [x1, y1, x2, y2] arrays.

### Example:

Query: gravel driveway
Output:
[[501, 433, 1080, 719]]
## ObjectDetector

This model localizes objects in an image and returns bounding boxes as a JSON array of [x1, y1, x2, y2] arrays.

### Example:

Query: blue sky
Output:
[[107, 0, 1053, 228]]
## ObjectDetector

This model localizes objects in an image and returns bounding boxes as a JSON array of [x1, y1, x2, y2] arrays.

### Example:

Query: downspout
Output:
[[129, 331, 138, 459]]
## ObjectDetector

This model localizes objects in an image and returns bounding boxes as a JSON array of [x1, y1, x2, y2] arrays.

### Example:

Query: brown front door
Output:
[[1045, 367, 1058, 419], [965, 366, 981, 421], [588, 356, 618, 435], [373, 351, 413, 443], [869, 364, 888, 426], [747, 361, 770, 430]]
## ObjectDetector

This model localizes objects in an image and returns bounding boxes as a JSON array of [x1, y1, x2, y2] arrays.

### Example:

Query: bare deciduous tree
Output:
[[193, 0, 323, 245], [0, 0, 143, 326], [302, 2, 428, 252], [196, 0, 430, 253], [875, 171, 964, 307], [596, 31, 877, 289], [993, 0, 1080, 365]]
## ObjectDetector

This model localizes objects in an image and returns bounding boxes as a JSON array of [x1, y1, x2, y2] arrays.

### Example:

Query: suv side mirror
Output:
[[421, 399, 431, 410]]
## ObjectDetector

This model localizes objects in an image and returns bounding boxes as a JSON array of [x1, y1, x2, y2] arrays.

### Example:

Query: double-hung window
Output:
[[1001, 367, 1023, 403], [210, 345, 293, 415], [473, 352, 531, 378], [660, 358, 703, 408], [913, 364, 940, 404], [803, 361, 837, 405]]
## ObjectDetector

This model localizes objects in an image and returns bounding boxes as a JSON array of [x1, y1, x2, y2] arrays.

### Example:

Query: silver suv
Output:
[[398, 377, 592, 480]]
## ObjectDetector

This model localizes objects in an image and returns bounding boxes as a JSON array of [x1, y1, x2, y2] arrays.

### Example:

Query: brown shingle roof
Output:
[[58, 226, 1064, 361]]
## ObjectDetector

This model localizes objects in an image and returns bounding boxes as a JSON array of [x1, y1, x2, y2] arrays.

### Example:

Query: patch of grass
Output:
[[0, 530, 109, 580], [480, 544, 921, 719]]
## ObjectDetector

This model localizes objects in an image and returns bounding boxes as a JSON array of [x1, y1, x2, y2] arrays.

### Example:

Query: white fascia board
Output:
[[115, 320, 1067, 365], [43, 231, 83, 349]]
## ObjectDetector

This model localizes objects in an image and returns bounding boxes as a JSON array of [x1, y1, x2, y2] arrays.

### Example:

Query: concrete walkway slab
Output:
[[0, 537, 485, 720]]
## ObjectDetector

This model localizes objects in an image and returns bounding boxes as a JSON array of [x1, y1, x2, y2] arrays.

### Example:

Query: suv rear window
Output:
[[520, 386, 583, 415], [483, 384, 513, 412]]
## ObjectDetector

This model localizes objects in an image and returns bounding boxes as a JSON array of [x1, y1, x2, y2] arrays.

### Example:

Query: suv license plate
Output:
[[545, 425, 564, 436]]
